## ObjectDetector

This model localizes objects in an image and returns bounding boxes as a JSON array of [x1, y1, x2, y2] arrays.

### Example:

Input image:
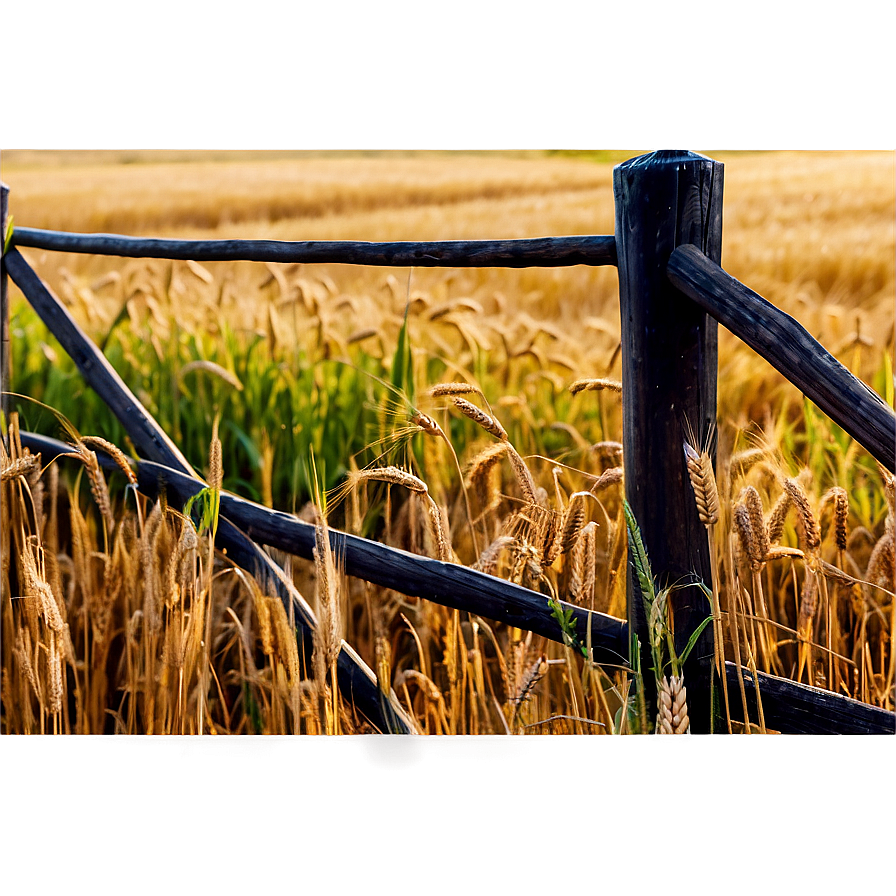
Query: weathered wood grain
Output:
[[667, 244, 896, 472], [1, 183, 9, 432], [13, 227, 618, 268], [727, 663, 895, 735], [1, 184, 9, 622], [613, 151, 724, 732]]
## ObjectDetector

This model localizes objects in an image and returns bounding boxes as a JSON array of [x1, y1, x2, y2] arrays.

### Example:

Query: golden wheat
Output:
[[79, 436, 138, 486], [569, 378, 622, 395], [1, 454, 41, 482], [684, 442, 719, 528], [784, 478, 821, 553], [350, 466, 429, 494], [656, 675, 690, 734], [428, 382, 482, 398], [451, 397, 508, 441]]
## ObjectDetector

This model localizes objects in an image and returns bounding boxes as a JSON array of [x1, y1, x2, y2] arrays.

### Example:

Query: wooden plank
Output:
[[13, 227, 618, 269], [1, 183, 9, 635], [613, 151, 724, 732], [667, 244, 896, 472], [19, 431, 630, 669], [6, 258, 414, 733], [726, 663, 895, 735], [1, 183, 9, 433]]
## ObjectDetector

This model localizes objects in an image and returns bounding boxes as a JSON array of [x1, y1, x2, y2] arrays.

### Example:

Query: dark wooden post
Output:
[[613, 151, 724, 733], [1, 182, 9, 633], [1, 182, 9, 440]]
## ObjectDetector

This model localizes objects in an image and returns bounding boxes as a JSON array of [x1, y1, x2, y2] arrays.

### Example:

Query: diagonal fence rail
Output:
[[667, 243, 896, 473]]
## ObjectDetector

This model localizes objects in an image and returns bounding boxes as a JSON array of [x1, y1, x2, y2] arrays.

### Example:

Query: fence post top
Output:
[[614, 149, 719, 173]]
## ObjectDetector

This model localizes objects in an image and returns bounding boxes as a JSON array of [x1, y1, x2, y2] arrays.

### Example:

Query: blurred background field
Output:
[[3, 149, 893, 505]]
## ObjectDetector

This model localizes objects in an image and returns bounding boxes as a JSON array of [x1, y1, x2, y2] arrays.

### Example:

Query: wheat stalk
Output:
[[506, 446, 537, 506], [512, 654, 548, 705], [350, 466, 429, 494], [178, 360, 244, 391], [65, 442, 115, 536], [1, 454, 40, 482], [738, 487, 778, 672], [684, 442, 719, 527], [569, 521, 597, 608], [683, 439, 730, 729], [466, 442, 508, 507], [79, 436, 138, 487], [208, 419, 223, 492], [428, 382, 482, 398], [559, 491, 590, 556], [741, 487, 770, 564], [347, 327, 379, 344], [832, 487, 849, 551], [866, 532, 895, 591], [730, 447, 769, 478], [590, 466, 624, 494], [569, 377, 622, 395], [425, 496, 451, 562], [783, 478, 820, 552], [656, 675, 690, 734], [591, 441, 623, 463], [472, 535, 515, 575], [765, 490, 793, 546], [451, 396, 507, 441]]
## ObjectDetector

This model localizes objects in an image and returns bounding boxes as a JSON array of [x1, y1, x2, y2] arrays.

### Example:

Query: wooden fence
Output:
[[2, 150, 894, 734]]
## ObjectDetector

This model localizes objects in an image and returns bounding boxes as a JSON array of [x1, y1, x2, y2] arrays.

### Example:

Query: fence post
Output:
[[613, 150, 724, 733], [1, 181, 9, 441]]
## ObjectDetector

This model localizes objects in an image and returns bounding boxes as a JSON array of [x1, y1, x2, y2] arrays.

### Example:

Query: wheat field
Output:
[[1, 149, 893, 737]]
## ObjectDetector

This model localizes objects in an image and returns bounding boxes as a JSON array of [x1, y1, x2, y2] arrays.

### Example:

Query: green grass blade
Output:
[[391, 290, 415, 407], [622, 500, 654, 604]]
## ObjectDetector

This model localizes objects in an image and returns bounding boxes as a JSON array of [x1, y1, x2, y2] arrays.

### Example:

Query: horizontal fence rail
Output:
[[21, 430, 896, 735], [728, 664, 895, 735], [12, 227, 618, 268], [668, 244, 896, 472]]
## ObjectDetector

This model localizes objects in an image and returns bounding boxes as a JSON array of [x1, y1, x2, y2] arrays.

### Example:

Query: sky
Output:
[[3, 2, 894, 150]]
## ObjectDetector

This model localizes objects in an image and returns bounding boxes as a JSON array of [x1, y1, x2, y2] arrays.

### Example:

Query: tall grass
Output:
[[1, 150, 893, 732]]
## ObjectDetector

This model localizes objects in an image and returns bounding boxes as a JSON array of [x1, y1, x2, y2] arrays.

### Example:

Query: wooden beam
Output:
[[613, 151, 724, 732], [1, 183, 9, 638], [1, 182, 9, 435], [726, 663, 895, 735], [12, 227, 618, 269], [667, 244, 896, 472]]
